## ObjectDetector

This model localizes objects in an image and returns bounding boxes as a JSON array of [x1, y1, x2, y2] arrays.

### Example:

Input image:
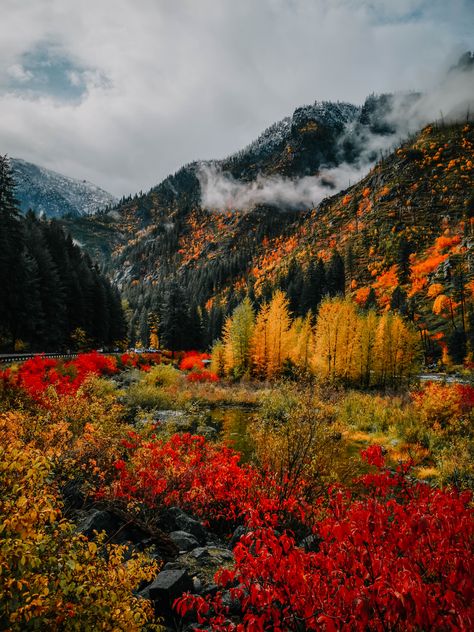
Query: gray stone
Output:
[[148, 569, 193, 615], [221, 590, 242, 616], [190, 546, 234, 562], [191, 547, 211, 560], [169, 530, 200, 552], [192, 577, 203, 594], [76, 509, 116, 538], [160, 507, 207, 544], [300, 534, 321, 553]]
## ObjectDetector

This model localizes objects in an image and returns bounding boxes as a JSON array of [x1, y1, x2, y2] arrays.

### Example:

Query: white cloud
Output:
[[199, 162, 370, 212], [0, 0, 472, 195], [7, 64, 33, 82]]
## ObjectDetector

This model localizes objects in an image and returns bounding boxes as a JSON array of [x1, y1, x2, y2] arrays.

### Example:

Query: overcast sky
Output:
[[0, 0, 472, 196]]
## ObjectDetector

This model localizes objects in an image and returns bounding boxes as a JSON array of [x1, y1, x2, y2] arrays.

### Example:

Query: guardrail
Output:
[[0, 350, 162, 365], [0, 352, 80, 365]]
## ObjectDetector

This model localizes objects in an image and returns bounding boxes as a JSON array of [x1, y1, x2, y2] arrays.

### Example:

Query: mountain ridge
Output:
[[10, 157, 117, 218]]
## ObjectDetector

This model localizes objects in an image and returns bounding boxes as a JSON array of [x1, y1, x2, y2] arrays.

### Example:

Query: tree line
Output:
[[210, 291, 420, 387], [127, 251, 347, 352], [0, 156, 126, 351]]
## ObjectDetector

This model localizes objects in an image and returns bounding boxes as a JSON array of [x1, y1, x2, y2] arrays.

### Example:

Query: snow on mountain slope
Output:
[[11, 158, 117, 218]]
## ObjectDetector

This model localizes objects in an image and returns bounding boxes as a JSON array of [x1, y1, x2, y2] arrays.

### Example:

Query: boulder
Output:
[[169, 530, 199, 552], [159, 507, 207, 544], [76, 509, 117, 538], [230, 524, 249, 548], [189, 546, 234, 563], [76, 507, 178, 560], [299, 533, 321, 553], [148, 569, 193, 618]]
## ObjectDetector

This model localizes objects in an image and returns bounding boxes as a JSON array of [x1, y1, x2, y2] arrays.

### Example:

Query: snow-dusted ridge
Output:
[[11, 158, 117, 218]]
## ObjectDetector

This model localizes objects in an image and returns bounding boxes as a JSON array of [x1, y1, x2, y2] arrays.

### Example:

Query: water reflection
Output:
[[207, 407, 255, 461]]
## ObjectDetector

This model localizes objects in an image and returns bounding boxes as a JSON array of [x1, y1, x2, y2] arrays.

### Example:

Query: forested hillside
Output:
[[0, 156, 126, 351], [70, 120, 473, 363]]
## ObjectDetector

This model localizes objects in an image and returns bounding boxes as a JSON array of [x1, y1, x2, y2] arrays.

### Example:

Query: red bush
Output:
[[179, 352, 211, 372], [104, 433, 263, 532], [186, 370, 219, 383], [176, 447, 474, 631], [1, 352, 118, 405], [120, 352, 162, 370]]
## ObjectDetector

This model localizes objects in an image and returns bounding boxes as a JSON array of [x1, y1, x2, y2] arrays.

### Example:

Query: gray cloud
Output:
[[0, 0, 472, 196], [199, 163, 369, 211]]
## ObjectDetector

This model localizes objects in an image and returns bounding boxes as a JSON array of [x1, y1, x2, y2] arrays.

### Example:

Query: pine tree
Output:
[[326, 251, 345, 297], [160, 281, 191, 352], [0, 156, 25, 347]]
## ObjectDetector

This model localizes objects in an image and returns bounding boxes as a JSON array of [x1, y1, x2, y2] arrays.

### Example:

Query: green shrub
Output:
[[143, 364, 182, 387], [339, 392, 415, 435], [124, 382, 177, 412]]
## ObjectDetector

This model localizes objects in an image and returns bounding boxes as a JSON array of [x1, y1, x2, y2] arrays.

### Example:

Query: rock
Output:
[[190, 546, 234, 563], [230, 525, 249, 548], [169, 531, 199, 552], [61, 479, 85, 511], [148, 569, 193, 618], [221, 590, 242, 616], [159, 507, 207, 544], [201, 583, 219, 597], [76, 507, 178, 560], [196, 425, 218, 439], [163, 562, 183, 571], [190, 547, 211, 560], [76, 509, 117, 538]]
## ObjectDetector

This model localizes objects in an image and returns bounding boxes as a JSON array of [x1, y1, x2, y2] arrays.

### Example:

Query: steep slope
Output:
[[114, 121, 473, 355], [46, 89, 473, 356], [99, 97, 397, 277], [11, 158, 117, 218]]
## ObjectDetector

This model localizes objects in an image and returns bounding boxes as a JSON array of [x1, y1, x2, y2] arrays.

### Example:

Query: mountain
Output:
[[10, 158, 117, 218], [104, 119, 473, 357], [42, 83, 473, 358]]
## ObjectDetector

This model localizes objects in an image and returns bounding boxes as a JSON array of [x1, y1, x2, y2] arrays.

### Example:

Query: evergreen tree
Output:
[[0, 156, 25, 346], [326, 251, 345, 297], [301, 258, 325, 313], [160, 281, 191, 351]]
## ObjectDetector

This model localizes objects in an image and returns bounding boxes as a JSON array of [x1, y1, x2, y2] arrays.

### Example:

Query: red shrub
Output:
[[179, 352, 211, 372], [2, 352, 118, 405], [105, 433, 263, 532], [176, 448, 474, 631], [186, 370, 219, 383], [120, 352, 162, 370]]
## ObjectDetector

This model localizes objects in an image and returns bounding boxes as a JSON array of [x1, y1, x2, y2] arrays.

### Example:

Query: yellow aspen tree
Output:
[[222, 298, 255, 378], [210, 339, 226, 377], [149, 329, 159, 350], [313, 298, 360, 381], [312, 297, 342, 380], [265, 291, 293, 379], [333, 299, 361, 381], [374, 312, 393, 386], [374, 312, 419, 386], [358, 309, 378, 386], [289, 313, 314, 372], [391, 314, 420, 385], [251, 302, 270, 379]]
